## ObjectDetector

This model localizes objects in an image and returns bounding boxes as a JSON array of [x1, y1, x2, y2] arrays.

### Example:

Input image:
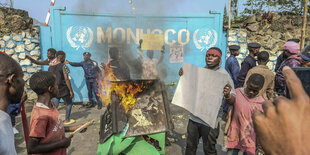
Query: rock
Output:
[[26, 32, 32, 38], [21, 32, 26, 38], [25, 43, 35, 51], [265, 39, 277, 50], [12, 34, 22, 42], [34, 46, 40, 50], [0, 40, 5, 48], [27, 90, 37, 101], [238, 29, 247, 38], [247, 22, 259, 32], [24, 39, 31, 45], [284, 31, 294, 41], [228, 29, 237, 35], [5, 49, 15, 55], [273, 13, 281, 21], [228, 42, 239, 46], [30, 50, 40, 56], [22, 67, 26, 72], [32, 39, 39, 43], [266, 29, 273, 36], [6, 40, 16, 48], [284, 24, 297, 31], [19, 53, 26, 59], [20, 59, 31, 66], [27, 67, 39, 73], [272, 31, 282, 40], [245, 15, 256, 24], [238, 38, 246, 43], [240, 43, 247, 54], [15, 44, 25, 53], [228, 36, 237, 42], [3, 35, 11, 41], [11, 55, 19, 62]]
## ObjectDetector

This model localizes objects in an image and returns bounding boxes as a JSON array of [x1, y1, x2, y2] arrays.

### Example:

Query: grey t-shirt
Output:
[[0, 110, 17, 155], [189, 67, 236, 128]]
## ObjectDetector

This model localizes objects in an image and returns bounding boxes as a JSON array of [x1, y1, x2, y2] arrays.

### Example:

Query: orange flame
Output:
[[97, 64, 145, 112]]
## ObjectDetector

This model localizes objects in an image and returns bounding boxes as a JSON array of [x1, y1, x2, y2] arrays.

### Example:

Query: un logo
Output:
[[193, 28, 218, 52], [66, 26, 94, 50]]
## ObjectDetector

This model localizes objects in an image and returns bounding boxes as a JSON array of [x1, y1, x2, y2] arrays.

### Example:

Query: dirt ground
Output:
[[15, 102, 227, 155]]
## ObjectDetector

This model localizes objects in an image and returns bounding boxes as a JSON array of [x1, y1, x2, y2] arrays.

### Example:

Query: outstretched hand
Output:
[[253, 66, 310, 155]]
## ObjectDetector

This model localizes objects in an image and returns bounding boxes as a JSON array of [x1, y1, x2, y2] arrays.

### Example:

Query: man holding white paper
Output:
[[173, 47, 235, 155]]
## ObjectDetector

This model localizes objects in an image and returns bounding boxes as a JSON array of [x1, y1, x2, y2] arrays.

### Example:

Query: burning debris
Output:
[[97, 61, 171, 154]]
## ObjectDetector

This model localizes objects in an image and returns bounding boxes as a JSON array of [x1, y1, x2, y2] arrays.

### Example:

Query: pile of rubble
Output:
[[0, 7, 36, 37], [0, 7, 41, 101]]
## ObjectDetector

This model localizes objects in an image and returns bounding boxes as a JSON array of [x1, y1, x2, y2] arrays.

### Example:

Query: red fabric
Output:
[[29, 103, 66, 155], [0, 51, 8, 56], [21, 102, 29, 148], [206, 49, 222, 58], [226, 88, 265, 155]]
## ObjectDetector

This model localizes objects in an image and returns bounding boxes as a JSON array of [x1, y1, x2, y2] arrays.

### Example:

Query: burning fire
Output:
[[97, 64, 147, 112]]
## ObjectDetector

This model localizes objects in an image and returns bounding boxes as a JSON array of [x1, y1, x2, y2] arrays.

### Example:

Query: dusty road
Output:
[[15, 103, 227, 155]]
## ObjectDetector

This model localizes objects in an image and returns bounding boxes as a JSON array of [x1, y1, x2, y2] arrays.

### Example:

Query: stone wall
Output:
[[0, 7, 41, 101], [227, 13, 310, 71], [227, 28, 277, 71]]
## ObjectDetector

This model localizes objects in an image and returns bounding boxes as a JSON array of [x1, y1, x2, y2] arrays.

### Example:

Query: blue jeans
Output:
[[86, 79, 102, 107], [52, 96, 72, 121]]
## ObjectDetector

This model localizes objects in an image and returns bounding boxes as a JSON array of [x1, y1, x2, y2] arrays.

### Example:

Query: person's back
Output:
[[275, 41, 301, 95], [48, 63, 69, 98], [244, 51, 275, 100], [237, 43, 261, 87]]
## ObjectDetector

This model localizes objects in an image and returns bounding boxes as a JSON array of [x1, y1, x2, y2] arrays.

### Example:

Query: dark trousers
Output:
[[52, 96, 73, 121], [185, 119, 219, 155], [228, 149, 249, 155], [86, 79, 102, 107]]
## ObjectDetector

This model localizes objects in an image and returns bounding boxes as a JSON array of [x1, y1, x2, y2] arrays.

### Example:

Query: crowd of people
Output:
[[183, 39, 310, 155], [0, 36, 309, 155]]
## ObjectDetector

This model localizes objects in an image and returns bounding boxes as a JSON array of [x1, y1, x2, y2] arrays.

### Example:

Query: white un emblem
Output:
[[193, 28, 218, 52], [67, 26, 94, 50]]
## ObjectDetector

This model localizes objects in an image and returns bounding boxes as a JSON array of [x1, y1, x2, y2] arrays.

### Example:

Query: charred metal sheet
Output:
[[99, 91, 127, 144], [125, 80, 171, 137]]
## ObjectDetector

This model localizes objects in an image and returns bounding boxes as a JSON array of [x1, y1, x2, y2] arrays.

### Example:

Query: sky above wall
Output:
[[11, 0, 245, 22]]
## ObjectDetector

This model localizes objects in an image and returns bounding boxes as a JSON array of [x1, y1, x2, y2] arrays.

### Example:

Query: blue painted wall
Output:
[[40, 6, 226, 101]]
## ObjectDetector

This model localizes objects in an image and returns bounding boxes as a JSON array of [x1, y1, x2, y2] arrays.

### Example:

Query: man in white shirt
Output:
[[0, 52, 25, 155], [138, 39, 165, 79]]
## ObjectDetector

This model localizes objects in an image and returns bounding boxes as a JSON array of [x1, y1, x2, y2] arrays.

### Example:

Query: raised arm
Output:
[[157, 46, 165, 64], [26, 55, 50, 65], [223, 83, 236, 105], [66, 60, 82, 67]]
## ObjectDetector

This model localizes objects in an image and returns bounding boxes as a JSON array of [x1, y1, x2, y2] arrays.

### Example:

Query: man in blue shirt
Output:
[[66, 52, 103, 109], [237, 42, 261, 88], [225, 45, 240, 88]]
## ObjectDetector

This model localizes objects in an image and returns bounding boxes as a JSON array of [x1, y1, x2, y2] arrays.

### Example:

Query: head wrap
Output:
[[206, 49, 222, 58], [0, 51, 8, 56], [282, 41, 300, 54]]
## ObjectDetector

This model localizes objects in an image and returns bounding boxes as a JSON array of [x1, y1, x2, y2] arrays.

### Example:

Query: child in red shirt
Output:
[[223, 73, 265, 155], [28, 71, 87, 155]]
